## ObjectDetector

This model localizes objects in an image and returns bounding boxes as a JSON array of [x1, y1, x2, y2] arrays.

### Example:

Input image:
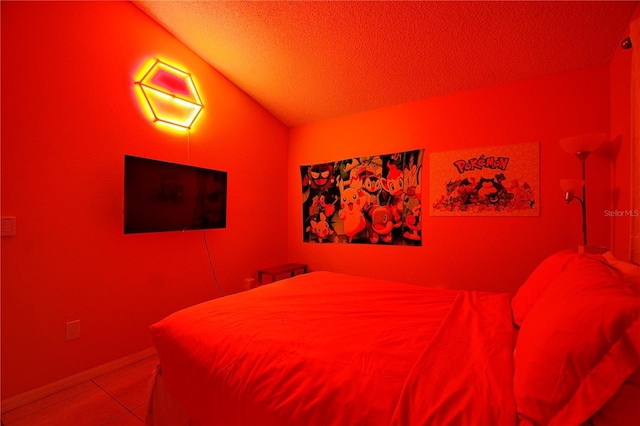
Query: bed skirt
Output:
[[146, 365, 192, 426]]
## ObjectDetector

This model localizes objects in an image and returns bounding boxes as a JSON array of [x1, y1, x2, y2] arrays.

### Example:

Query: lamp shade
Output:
[[559, 133, 606, 154], [560, 179, 584, 194]]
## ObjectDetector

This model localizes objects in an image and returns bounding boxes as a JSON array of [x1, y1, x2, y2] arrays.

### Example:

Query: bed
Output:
[[146, 251, 640, 426]]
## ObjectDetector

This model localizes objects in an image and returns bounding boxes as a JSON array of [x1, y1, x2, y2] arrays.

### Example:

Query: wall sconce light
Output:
[[559, 133, 606, 251], [135, 59, 203, 131]]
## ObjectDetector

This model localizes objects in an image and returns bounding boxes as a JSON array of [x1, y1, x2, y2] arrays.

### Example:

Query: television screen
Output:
[[124, 155, 227, 234]]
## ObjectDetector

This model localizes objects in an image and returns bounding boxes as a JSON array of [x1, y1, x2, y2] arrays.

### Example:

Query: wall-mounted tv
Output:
[[124, 155, 227, 234]]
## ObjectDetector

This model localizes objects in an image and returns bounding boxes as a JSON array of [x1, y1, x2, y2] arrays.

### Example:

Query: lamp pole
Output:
[[576, 151, 591, 247]]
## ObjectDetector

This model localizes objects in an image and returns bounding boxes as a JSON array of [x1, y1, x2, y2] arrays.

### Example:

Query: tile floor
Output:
[[1, 355, 158, 426]]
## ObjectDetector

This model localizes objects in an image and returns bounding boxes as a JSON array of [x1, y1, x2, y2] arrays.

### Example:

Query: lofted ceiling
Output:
[[133, 1, 638, 127]]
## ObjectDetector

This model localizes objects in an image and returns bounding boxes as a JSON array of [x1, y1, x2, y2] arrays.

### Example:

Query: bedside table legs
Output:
[[257, 263, 308, 285]]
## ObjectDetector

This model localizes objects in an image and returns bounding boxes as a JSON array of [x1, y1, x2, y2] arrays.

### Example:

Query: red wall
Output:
[[609, 5, 640, 261], [1, 2, 288, 398], [288, 65, 614, 293]]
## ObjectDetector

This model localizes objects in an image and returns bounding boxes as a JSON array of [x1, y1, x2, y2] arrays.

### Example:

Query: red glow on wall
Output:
[[135, 59, 204, 131]]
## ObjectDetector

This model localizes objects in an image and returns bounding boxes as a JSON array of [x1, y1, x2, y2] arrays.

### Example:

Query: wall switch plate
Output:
[[1, 216, 16, 236], [66, 320, 81, 340]]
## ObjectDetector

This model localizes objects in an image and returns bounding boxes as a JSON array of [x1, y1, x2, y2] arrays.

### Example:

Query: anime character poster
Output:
[[430, 142, 539, 216], [301, 149, 424, 245]]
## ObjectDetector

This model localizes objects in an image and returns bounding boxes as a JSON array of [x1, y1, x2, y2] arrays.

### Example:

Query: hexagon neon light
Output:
[[135, 60, 203, 130]]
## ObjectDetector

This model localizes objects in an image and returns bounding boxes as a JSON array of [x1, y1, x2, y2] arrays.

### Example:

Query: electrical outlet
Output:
[[66, 320, 81, 341]]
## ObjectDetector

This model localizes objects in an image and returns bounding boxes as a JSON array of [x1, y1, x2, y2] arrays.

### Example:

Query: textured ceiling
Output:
[[133, 1, 637, 127]]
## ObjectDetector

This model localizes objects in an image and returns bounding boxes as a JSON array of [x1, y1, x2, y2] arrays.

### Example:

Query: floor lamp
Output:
[[559, 133, 607, 254]]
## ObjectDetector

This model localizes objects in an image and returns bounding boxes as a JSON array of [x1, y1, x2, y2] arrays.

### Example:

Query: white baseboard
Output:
[[1, 347, 157, 414]]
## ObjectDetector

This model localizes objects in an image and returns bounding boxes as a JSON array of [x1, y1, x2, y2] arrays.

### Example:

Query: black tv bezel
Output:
[[124, 155, 227, 234]]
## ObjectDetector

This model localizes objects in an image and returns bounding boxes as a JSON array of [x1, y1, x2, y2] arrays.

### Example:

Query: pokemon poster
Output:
[[430, 142, 539, 216], [301, 150, 424, 245]]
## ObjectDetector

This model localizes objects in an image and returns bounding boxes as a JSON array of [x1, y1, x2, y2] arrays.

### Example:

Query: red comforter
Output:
[[150, 272, 516, 425]]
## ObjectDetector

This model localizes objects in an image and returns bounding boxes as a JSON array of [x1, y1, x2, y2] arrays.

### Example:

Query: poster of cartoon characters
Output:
[[301, 150, 424, 245], [430, 142, 539, 216]]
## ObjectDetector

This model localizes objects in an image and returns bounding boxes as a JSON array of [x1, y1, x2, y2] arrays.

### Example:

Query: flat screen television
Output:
[[124, 155, 227, 234]]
